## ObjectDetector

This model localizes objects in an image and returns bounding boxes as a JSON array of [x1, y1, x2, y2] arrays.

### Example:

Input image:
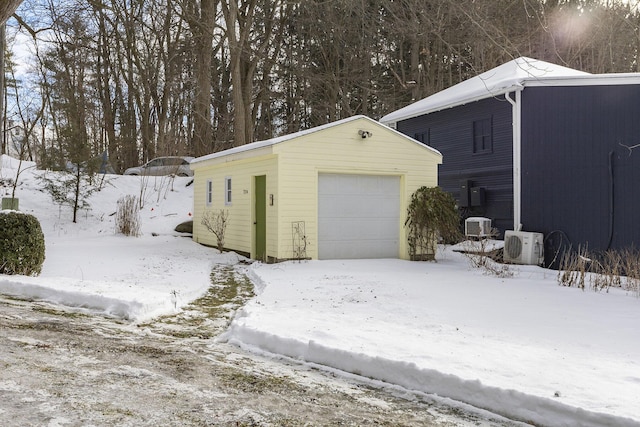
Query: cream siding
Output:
[[191, 116, 441, 261], [192, 155, 278, 258], [271, 121, 439, 260]]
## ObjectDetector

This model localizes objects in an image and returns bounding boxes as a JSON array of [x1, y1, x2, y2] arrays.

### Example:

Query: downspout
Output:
[[607, 151, 614, 249], [0, 24, 5, 154], [505, 89, 523, 231]]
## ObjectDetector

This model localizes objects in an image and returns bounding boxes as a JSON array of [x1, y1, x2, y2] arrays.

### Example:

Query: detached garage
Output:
[[190, 115, 441, 262]]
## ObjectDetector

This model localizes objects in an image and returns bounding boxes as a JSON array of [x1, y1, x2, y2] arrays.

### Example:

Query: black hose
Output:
[[607, 151, 614, 250], [543, 229, 572, 269]]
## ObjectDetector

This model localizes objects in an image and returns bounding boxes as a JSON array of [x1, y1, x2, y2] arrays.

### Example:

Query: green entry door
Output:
[[254, 175, 266, 261]]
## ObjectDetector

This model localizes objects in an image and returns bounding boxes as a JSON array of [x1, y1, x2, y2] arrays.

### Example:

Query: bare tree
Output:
[[7, 0, 640, 168], [221, 0, 283, 146], [184, 0, 217, 156], [1, 23, 6, 154], [201, 209, 229, 252], [6, 52, 45, 162]]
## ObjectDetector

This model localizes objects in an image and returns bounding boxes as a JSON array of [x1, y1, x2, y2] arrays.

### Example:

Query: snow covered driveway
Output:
[[0, 294, 526, 426]]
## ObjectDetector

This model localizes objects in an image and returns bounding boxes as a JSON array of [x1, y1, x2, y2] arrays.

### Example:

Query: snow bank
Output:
[[0, 276, 145, 319], [220, 257, 640, 427], [0, 154, 36, 170], [0, 164, 222, 322], [224, 324, 638, 427]]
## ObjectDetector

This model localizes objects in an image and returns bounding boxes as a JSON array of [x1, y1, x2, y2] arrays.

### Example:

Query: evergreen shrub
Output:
[[0, 211, 46, 276], [405, 186, 461, 260]]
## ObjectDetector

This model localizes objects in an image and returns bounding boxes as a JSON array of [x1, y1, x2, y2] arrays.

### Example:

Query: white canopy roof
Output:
[[380, 57, 589, 125]]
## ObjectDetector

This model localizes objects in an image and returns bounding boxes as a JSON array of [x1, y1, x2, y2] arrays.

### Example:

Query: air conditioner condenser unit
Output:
[[503, 231, 544, 265], [465, 217, 492, 238]]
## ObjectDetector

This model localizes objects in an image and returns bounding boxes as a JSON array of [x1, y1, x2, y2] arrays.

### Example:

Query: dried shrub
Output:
[[557, 246, 640, 296], [0, 211, 46, 276], [115, 195, 141, 237], [620, 248, 640, 296], [590, 250, 622, 292], [201, 209, 229, 252], [462, 228, 513, 277], [596, 247, 640, 295], [557, 246, 589, 290]]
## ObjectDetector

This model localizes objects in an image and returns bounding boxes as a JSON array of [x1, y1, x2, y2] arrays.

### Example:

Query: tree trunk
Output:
[[192, 0, 215, 156], [0, 0, 22, 24], [222, 0, 249, 147], [0, 24, 5, 154]]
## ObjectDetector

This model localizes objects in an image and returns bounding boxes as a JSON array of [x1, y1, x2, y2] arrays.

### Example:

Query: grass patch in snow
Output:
[[144, 264, 254, 339], [31, 306, 90, 319], [195, 265, 255, 318]]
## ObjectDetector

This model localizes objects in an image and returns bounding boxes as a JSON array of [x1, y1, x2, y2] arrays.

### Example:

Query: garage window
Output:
[[206, 179, 213, 206], [224, 176, 232, 205]]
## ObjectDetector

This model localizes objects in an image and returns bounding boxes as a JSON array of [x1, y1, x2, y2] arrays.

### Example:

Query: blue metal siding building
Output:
[[396, 97, 514, 233], [521, 85, 640, 253], [382, 57, 640, 264]]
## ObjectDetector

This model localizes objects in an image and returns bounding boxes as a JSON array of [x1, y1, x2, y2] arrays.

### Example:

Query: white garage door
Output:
[[318, 174, 400, 259]]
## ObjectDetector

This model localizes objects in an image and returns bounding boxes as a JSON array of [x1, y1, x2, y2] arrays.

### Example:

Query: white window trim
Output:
[[224, 176, 232, 205], [206, 179, 213, 206]]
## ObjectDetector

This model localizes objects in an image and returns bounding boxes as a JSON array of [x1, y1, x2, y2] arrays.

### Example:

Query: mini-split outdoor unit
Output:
[[464, 217, 492, 238], [503, 231, 544, 265]]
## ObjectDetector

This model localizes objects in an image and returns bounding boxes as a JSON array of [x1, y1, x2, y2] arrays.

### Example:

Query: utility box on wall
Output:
[[471, 187, 485, 207], [459, 180, 471, 207]]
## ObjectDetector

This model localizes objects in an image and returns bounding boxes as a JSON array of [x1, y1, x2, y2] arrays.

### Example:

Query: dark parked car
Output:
[[124, 156, 194, 177]]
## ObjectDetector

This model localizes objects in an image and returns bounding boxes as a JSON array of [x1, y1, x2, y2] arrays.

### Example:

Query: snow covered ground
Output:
[[0, 154, 228, 321], [1, 154, 639, 427]]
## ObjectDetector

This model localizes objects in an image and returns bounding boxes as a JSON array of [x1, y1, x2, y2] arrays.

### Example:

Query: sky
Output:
[[0, 154, 639, 427]]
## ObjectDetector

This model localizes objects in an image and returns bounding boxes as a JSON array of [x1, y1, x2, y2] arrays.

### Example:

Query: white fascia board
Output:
[[380, 57, 588, 126], [380, 85, 523, 127], [381, 73, 640, 127], [523, 73, 640, 88]]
